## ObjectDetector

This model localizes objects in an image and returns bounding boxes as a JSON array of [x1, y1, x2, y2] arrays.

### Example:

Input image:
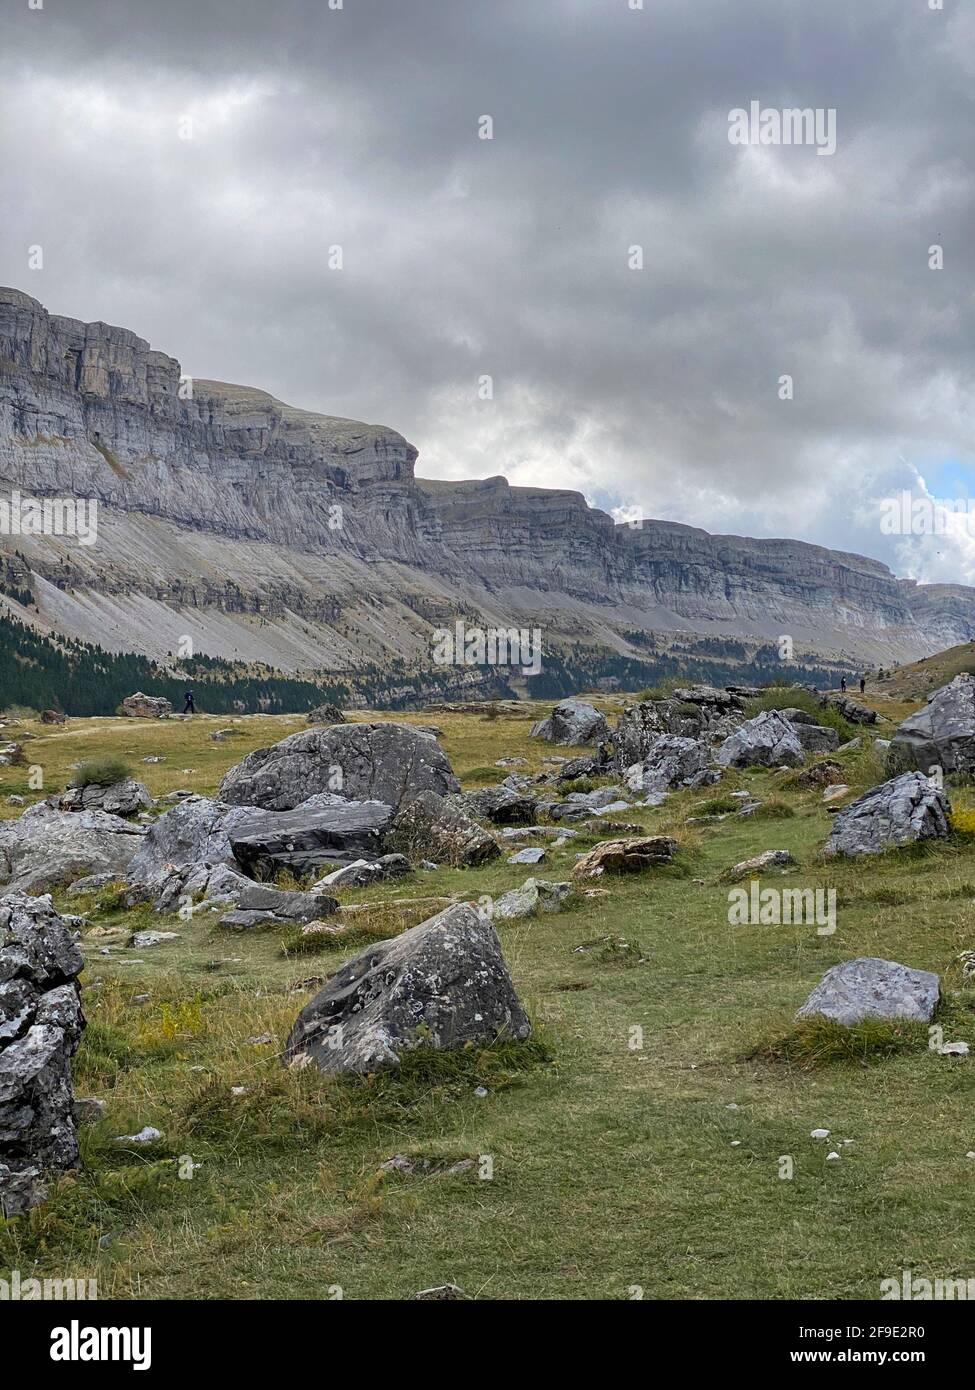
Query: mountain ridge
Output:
[[1, 284, 972, 676]]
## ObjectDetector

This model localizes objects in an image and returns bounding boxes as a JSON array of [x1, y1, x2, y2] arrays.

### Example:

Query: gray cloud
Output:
[[2, 0, 973, 578]]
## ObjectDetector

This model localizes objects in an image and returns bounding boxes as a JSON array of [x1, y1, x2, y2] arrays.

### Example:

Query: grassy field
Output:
[[2, 695, 975, 1301]]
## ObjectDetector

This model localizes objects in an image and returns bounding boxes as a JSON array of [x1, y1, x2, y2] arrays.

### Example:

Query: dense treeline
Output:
[[0, 612, 850, 717]]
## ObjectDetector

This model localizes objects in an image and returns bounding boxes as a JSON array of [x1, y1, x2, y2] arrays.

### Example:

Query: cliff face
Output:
[[1, 284, 973, 672]]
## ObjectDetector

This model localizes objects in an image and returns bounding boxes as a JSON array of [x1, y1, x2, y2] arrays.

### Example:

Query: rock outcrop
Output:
[[715, 711, 805, 769], [0, 804, 145, 894], [821, 772, 951, 858], [530, 699, 610, 746], [572, 836, 677, 879], [885, 674, 975, 776], [387, 791, 500, 868], [122, 693, 172, 718], [283, 903, 531, 1073], [0, 894, 86, 1216]]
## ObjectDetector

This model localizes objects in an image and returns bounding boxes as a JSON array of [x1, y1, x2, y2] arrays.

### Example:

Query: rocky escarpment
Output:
[[2, 285, 974, 672]]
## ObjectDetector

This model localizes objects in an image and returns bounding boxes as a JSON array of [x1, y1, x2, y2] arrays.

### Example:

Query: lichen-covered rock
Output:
[[0, 894, 86, 1216], [125, 796, 257, 883], [0, 805, 145, 895], [821, 772, 950, 858], [122, 692, 172, 718], [797, 957, 939, 1026], [227, 796, 393, 877], [219, 723, 459, 812], [571, 836, 677, 879], [283, 903, 530, 1073], [715, 710, 804, 768], [530, 699, 609, 747], [885, 674, 975, 776], [724, 849, 795, 882], [490, 878, 572, 920], [387, 791, 500, 868]]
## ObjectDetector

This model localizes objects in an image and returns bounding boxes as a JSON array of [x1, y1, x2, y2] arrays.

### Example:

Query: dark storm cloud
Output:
[[2, 0, 973, 577]]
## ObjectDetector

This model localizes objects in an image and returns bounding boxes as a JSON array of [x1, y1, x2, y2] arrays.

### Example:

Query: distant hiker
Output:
[[840, 677, 847, 694], [859, 676, 866, 695], [183, 688, 196, 715]]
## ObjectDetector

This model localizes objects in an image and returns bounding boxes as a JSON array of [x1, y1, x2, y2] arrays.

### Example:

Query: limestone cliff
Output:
[[1, 285, 972, 672]]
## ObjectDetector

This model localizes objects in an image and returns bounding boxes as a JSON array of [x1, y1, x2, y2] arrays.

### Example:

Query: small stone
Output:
[[507, 846, 546, 865], [826, 1151, 840, 1161], [474, 1086, 488, 1098], [115, 1126, 163, 1144], [810, 1129, 830, 1140], [940, 1040, 970, 1057]]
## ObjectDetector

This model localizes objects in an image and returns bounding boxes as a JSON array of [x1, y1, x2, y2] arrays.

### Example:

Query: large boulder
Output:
[[227, 796, 394, 877], [0, 805, 144, 895], [715, 710, 805, 768], [283, 903, 531, 1073], [886, 674, 975, 776], [572, 835, 677, 879], [0, 894, 86, 1216], [122, 692, 172, 718], [51, 778, 153, 817], [387, 791, 500, 867], [126, 796, 257, 883], [218, 723, 459, 812], [623, 735, 717, 794], [797, 957, 940, 1027], [530, 699, 609, 747], [821, 772, 951, 858]]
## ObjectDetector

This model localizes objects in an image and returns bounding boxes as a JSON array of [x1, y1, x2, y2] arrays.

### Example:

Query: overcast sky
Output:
[[2, 0, 973, 582]]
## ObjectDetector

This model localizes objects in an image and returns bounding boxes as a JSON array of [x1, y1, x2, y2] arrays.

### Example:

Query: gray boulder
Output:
[[228, 796, 394, 877], [217, 882, 338, 929], [0, 894, 86, 1216], [126, 796, 257, 883], [306, 703, 347, 725], [797, 957, 940, 1027], [218, 722, 459, 812], [52, 778, 153, 817], [822, 772, 951, 858], [491, 878, 572, 920], [315, 855, 410, 888], [673, 685, 743, 710], [623, 735, 717, 793], [886, 674, 975, 776], [283, 903, 531, 1073], [0, 805, 145, 895], [788, 722, 840, 753], [387, 791, 500, 868], [715, 710, 805, 768], [450, 785, 538, 826], [530, 699, 609, 747]]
